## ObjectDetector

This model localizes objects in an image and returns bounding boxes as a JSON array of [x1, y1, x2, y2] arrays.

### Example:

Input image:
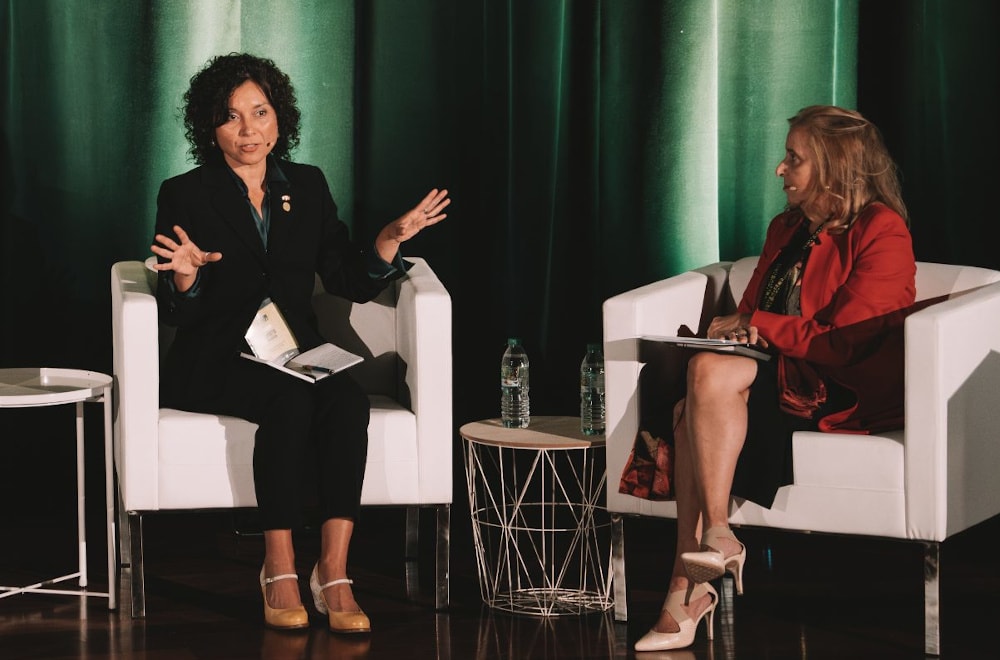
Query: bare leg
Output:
[[684, 351, 756, 558], [650, 397, 711, 633], [650, 352, 756, 633], [315, 517, 361, 612], [263, 529, 302, 608]]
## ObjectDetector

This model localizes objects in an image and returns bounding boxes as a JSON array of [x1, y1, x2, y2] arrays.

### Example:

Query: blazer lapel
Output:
[[264, 163, 295, 253], [202, 166, 268, 265]]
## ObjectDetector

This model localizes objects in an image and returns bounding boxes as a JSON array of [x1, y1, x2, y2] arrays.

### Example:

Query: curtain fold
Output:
[[3, 0, 992, 419], [358, 0, 857, 412]]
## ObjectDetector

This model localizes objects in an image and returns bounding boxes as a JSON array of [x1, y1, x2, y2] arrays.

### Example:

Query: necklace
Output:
[[758, 218, 827, 312]]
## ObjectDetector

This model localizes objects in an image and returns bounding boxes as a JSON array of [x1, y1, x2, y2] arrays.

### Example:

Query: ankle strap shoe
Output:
[[259, 567, 309, 630], [309, 564, 371, 633]]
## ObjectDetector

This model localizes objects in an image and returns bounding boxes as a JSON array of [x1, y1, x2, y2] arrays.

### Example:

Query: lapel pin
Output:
[[281, 194, 291, 212]]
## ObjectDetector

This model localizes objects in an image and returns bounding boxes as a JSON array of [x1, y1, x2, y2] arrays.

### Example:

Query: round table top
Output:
[[459, 416, 605, 450], [0, 368, 113, 408]]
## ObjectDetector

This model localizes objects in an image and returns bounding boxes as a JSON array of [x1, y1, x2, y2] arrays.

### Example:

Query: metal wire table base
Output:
[[463, 422, 613, 617]]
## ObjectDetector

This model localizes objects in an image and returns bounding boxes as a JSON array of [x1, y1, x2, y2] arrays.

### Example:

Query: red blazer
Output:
[[738, 203, 916, 432]]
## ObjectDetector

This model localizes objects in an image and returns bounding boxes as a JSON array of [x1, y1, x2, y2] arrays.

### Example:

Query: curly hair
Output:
[[182, 53, 301, 165], [787, 105, 908, 230]]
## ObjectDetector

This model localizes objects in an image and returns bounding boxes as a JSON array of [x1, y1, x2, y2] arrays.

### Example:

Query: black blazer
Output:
[[154, 158, 398, 405]]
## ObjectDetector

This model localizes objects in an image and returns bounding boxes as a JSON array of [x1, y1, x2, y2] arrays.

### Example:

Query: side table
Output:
[[0, 368, 116, 609], [460, 416, 612, 616]]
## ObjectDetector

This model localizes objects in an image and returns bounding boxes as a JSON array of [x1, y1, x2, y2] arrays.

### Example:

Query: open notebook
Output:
[[641, 335, 772, 361], [242, 299, 363, 382]]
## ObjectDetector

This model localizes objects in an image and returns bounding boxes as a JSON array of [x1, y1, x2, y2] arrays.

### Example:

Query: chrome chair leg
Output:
[[403, 505, 451, 610], [924, 541, 941, 656], [125, 512, 145, 618], [611, 514, 627, 621], [435, 504, 450, 610]]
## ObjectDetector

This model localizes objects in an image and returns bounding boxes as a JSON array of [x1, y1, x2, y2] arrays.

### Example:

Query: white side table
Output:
[[460, 416, 612, 616], [0, 368, 115, 609]]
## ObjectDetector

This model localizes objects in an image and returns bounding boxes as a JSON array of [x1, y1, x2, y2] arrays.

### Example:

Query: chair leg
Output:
[[611, 514, 628, 621], [402, 505, 450, 610], [125, 511, 146, 618], [405, 506, 419, 559], [435, 504, 450, 610], [116, 485, 130, 583], [404, 507, 420, 600], [924, 541, 941, 656]]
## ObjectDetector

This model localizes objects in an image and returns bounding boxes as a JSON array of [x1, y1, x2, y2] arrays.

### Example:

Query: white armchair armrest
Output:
[[603, 262, 733, 515], [111, 261, 162, 511], [904, 280, 1000, 540], [396, 257, 453, 503]]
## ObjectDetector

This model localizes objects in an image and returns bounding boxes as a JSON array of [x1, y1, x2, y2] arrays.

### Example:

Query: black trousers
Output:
[[165, 356, 370, 530]]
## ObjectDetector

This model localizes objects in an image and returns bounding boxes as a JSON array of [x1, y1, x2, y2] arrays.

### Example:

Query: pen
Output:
[[301, 364, 334, 374]]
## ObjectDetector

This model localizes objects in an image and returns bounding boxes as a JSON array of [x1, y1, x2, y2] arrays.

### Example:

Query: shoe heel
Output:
[[704, 597, 716, 641], [687, 525, 747, 594], [309, 563, 328, 614], [729, 553, 745, 595]]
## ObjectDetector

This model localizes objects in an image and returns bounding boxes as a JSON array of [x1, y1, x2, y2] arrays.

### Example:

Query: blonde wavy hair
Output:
[[788, 105, 908, 230]]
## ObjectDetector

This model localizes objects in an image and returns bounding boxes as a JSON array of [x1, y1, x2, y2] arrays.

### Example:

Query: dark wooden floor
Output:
[[1, 501, 998, 660], [0, 405, 996, 658]]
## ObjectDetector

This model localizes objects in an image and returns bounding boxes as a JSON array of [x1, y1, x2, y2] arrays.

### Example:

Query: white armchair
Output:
[[603, 256, 1000, 656], [110, 257, 452, 617]]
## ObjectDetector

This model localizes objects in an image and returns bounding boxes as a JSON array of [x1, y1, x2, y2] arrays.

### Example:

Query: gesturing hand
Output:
[[375, 188, 450, 262], [151, 225, 222, 275], [150, 225, 222, 290]]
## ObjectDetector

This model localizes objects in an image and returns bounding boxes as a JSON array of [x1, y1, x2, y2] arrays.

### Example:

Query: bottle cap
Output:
[[508, 337, 521, 346]]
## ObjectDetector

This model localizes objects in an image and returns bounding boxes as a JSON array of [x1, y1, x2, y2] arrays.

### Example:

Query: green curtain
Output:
[[1, 0, 355, 367], [3, 0, 992, 423]]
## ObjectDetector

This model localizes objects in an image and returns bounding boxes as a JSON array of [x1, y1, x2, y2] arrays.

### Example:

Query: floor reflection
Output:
[[260, 628, 373, 660], [474, 608, 617, 659]]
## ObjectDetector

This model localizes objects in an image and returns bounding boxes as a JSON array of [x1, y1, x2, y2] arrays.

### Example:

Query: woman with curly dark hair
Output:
[[150, 53, 450, 633]]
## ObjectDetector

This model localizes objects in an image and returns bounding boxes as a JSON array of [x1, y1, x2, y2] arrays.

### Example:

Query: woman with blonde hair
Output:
[[635, 105, 915, 652]]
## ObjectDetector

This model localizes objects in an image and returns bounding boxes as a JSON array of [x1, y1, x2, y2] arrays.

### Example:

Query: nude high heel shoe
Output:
[[634, 581, 718, 652], [680, 525, 747, 594], [259, 567, 309, 630], [310, 563, 371, 634]]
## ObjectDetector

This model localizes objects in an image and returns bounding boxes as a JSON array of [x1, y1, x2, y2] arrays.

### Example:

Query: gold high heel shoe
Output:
[[634, 581, 718, 652], [680, 525, 747, 594], [309, 564, 371, 634], [259, 567, 309, 630]]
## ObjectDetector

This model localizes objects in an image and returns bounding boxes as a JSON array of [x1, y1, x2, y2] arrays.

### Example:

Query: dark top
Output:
[[154, 157, 405, 405]]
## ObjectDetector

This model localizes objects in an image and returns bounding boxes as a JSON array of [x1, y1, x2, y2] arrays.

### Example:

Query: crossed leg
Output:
[[649, 351, 757, 634]]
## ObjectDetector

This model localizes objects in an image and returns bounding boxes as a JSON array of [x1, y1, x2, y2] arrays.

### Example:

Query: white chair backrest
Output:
[[311, 277, 399, 397], [728, 256, 758, 305]]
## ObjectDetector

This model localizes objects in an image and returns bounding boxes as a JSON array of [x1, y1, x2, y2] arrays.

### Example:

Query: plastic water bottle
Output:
[[500, 337, 530, 428], [580, 343, 605, 435]]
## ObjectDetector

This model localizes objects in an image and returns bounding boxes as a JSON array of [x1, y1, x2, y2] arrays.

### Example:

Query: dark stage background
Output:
[[2, 1, 998, 583]]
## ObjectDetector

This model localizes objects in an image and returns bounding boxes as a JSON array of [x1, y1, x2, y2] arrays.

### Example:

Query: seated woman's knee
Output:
[[686, 351, 742, 395]]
